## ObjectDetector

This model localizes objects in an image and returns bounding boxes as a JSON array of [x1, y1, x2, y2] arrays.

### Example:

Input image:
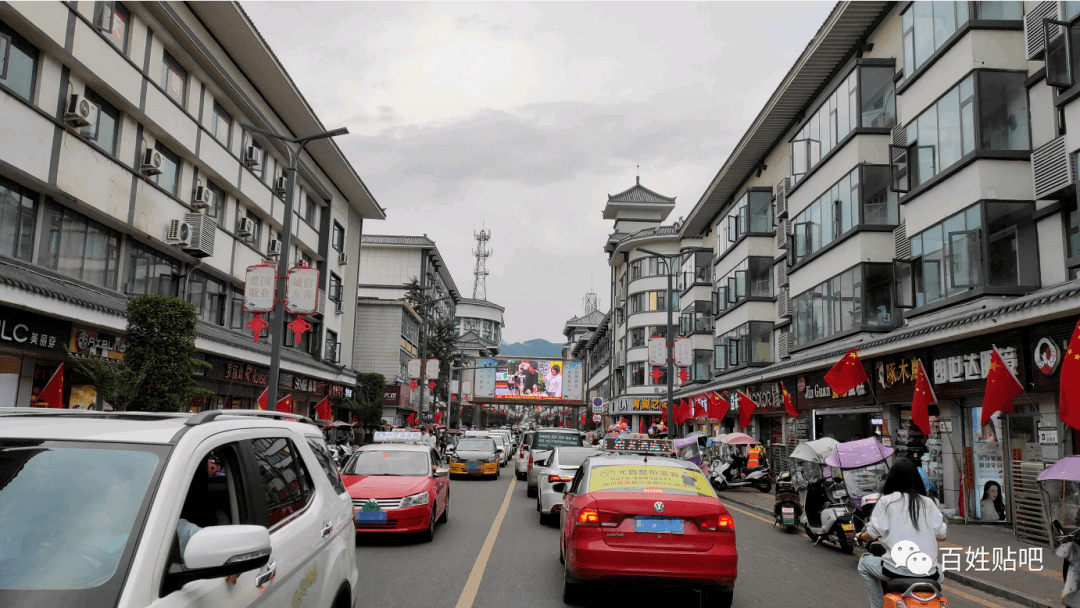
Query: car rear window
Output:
[[587, 464, 714, 497], [533, 432, 583, 450], [557, 450, 602, 468]]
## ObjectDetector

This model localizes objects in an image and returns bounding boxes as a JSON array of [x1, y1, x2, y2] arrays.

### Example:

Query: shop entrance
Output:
[[1005, 411, 1051, 545]]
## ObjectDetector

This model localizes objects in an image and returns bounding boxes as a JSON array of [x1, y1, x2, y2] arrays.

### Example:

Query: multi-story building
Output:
[[354, 234, 460, 424], [571, 310, 611, 426], [605, 0, 1080, 537], [0, 2, 383, 419]]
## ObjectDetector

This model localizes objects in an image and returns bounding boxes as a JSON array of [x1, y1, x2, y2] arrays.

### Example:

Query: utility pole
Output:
[[242, 123, 348, 412]]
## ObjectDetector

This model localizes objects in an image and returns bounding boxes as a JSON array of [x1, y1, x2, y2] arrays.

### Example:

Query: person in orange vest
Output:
[[747, 444, 765, 468]]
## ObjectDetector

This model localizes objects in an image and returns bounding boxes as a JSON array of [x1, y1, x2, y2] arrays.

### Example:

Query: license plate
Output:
[[782, 507, 795, 515], [634, 516, 684, 534], [840, 523, 854, 531], [355, 512, 387, 524]]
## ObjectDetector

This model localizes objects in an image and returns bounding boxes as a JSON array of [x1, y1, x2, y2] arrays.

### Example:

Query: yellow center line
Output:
[[454, 477, 516, 608], [723, 503, 1009, 608]]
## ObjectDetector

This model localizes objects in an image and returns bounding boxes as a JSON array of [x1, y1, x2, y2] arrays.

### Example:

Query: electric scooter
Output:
[[710, 442, 772, 492], [773, 472, 802, 533], [798, 471, 856, 554], [866, 541, 950, 608]]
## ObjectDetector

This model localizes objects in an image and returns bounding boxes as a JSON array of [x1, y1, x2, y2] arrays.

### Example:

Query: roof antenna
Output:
[[636, 155, 640, 185]]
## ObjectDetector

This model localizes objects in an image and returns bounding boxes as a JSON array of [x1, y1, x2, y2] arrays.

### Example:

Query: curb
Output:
[[718, 492, 1057, 608]]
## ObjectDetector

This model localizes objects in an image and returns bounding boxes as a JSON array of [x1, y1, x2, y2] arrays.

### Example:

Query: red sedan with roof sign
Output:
[[557, 438, 737, 606], [341, 432, 449, 542]]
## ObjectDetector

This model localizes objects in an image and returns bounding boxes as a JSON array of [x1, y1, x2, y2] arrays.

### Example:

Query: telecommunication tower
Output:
[[582, 289, 598, 314], [472, 227, 492, 300]]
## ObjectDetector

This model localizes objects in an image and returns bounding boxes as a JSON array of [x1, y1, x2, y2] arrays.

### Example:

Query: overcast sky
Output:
[[244, 1, 835, 343]]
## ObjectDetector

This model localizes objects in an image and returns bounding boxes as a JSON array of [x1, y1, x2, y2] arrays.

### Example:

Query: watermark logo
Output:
[[940, 547, 1043, 572]]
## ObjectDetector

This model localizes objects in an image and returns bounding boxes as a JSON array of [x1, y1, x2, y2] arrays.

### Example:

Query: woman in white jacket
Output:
[[855, 459, 947, 608]]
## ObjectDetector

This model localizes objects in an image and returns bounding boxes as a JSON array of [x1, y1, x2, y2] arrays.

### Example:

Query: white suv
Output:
[[0, 408, 358, 608]]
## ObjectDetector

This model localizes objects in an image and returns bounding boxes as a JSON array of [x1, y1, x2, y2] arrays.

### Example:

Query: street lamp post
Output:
[[637, 247, 711, 441], [241, 124, 348, 412]]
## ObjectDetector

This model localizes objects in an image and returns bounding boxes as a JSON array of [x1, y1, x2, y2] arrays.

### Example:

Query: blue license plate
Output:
[[634, 516, 684, 534], [355, 511, 387, 524]]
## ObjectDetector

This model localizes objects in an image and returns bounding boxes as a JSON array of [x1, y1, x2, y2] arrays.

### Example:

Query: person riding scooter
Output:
[[855, 460, 947, 608]]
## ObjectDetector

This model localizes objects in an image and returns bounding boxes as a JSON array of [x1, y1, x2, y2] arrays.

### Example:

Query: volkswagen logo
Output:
[[653, 501, 665, 514]]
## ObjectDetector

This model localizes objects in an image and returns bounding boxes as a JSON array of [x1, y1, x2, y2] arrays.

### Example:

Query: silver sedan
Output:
[[535, 446, 604, 524]]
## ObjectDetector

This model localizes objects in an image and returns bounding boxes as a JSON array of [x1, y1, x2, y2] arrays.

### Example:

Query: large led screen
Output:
[[475, 358, 584, 402]]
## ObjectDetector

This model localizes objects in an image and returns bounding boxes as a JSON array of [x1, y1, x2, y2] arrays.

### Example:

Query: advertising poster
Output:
[[562, 360, 584, 401], [588, 464, 713, 496], [493, 359, 565, 399], [971, 407, 1008, 522], [474, 359, 497, 397]]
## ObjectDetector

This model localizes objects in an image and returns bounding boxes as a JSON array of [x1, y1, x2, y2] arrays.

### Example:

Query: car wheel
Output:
[[527, 484, 537, 498], [700, 586, 733, 608], [562, 564, 585, 605], [517, 472, 525, 480], [438, 496, 448, 523], [421, 506, 436, 543]]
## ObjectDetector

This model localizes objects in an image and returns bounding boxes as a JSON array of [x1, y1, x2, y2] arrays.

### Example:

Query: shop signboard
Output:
[[609, 397, 665, 415], [740, 381, 782, 412], [69, 326, 126, 360], [383, 385, 401, 407], [562, 360, 584, 401], [1027, 316, 1080, 393], [927, 330, 1024, 398], [0, 305, 70, 351], [217, 359, 269, 386], [795, 368, 873, 410]]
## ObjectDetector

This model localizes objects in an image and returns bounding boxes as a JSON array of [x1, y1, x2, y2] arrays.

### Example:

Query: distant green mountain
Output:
[[499, 339, 563, 358]]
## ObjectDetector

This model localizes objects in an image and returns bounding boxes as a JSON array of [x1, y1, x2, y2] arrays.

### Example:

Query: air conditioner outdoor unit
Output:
[[335, 298, 344, 314], [274, 175, 288, 196], [166, 220, 192, 248], [337, 251, 349, 265], [183, 213, 216, 258], [243, 145, 261, 168], [64, 94, 96, 128], [267, 238, 282, 257], [192, 185, 214, 211], [237, 217, 255, 239], [141, 148, 164, 176]]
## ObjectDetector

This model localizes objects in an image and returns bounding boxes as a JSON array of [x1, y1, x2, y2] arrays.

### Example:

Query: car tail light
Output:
[[718, 515, 735, 531], [528, 454, 533, 470], [578, 508, 599, 525], [548, 475, 573, 483]]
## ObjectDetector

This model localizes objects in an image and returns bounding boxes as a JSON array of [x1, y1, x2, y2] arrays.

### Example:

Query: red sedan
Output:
[[558, 453, 737, 606], [341, 441, 449, 542]]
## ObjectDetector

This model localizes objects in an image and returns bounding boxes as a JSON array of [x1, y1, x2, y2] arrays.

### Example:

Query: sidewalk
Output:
[[718, 488, 1063, 608]]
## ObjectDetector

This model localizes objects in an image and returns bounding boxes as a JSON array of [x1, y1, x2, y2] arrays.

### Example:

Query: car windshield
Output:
[[534, 432, 583, 450], [0, 441, 163, 591], [343, 450, 430, 476], [556, 451, 602, 468], [457, 439, 495, 451], [587, 464, 714, 497]]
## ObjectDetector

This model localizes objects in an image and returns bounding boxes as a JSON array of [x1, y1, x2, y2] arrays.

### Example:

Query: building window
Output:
[[681, 301, 714, 334], [399, 350, 410, 381], [332, 221, 345, 252], [893, 72, 1028, 193], [790, 65, 896, 184], [0, 20, 38, 102], [629, 362, 645, 386], [39, 199, 120, 288], [629, 256, 674, 280], [125, 241, 179, 296], [211, 101, 231, 147], [482, 320, 493, 342], [0, 176, 37, 262], [228, 287, 252, 331], [630, 327, 646, 347], [96, 2, 130, 52], [716, 191, 772, 257], [328, 273, 342, 312], [298, 195, 318, 226], [1068, 204, 1080, 261], [628, 290, 678, 314], [679, 251, 711, 292], [244, 208, 262, 246], [81, 88, 120, 156], [901, 201, 1038, 308], [153, 142, 180, 196], [161, 51, 186, 105], [715, 321, 773, 372], [791, 165, 897, 263], [902, 2, 1021, 79], [714, 256, 771, 313], [205, 181, 225, 219], [324, 330, 338, 362], [401, 310, 419, 345], [692, 350, 712, 381], [793, 264, 896, 347], [186, 271, 226, 326]]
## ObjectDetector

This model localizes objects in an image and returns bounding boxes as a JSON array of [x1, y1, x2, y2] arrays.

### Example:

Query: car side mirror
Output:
[[553, 482, 567, 494], [175, 525, 271, 586], [434, 467, 449, 477]]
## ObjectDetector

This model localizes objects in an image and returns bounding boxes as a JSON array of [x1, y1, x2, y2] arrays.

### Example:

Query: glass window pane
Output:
[[903, 9, 915, 76], [960, 100, 975, 157], [937, 87, 961, 170], [851, 265, 863, 325], [913, 1, 935, 69], [841, 270, 854, 331], [978, 72, 1029, 150], [956, 0, 968, 23], [933, 1, 957, 48], [837, 77, 851, 141], [860, 67, 896, 128], [810, 200, 822, 252], [822, 190, 835, 246], [0, 23, 38, 101], [988, 232, 1019, 286], [949, 231, 981, 288], [839, 172, 852, 232], [864, 265, 894, 326], [830, 276, 841, 337], [976, 1, 1021, 20], [917, 105, 939, 184]]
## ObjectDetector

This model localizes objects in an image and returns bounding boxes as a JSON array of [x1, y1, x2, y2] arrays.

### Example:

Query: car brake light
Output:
[[578, 508, 599, 524], [718, 515, 735, 531], [528, 454, 533, 470], [548, 475, 573, 483]]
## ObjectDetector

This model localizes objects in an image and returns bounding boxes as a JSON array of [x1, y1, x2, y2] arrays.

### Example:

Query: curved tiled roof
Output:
[[0, 256, 128, 316], [608, 178, 677, 204], [362, 234, 437, 246], [617, 224, 680, 244]]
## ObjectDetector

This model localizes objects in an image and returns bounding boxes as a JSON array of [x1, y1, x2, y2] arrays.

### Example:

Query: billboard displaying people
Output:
[[492, 359, 567, 400]]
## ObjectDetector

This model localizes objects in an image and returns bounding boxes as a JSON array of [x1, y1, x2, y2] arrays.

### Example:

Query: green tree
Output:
[[352, 372, 385, 428], [403, 277, 424, 310]]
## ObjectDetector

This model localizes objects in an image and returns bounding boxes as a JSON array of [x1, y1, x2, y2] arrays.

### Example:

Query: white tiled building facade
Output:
[[0, 2, 383, 417]]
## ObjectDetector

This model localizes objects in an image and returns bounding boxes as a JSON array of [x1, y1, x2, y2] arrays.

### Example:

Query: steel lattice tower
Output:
[[582, 289, 598, 314], [472, 228, 492, 300]]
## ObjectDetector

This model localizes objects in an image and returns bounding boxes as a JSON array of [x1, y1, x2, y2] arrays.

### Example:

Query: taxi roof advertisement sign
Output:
[[473, 358, 585, 404]]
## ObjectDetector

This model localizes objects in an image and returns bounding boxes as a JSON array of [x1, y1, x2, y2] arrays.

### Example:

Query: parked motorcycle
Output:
[[710, 439, 771, 492], [826, 437, 893, 533], [790, 438, 855, 553], [1038, 456, 1080, 607], [674, 432, 711, 477], [773, 471, 802, 533]]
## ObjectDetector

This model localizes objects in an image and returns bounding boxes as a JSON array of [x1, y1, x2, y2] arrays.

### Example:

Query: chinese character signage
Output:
[[932, 347, 1018, 385], [561, 360, 584, 402], [244, 265, 276, 313], [610, 398, 666, 414], [0, 306, 70, 351], [285, 266, 319, 315]]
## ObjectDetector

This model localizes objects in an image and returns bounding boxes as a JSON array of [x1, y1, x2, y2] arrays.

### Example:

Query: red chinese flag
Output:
[[314, 395, 331, 421], [910, 359, 936, 436], [1061, 318, 1080, 430], [736, 390, 757, 430], [678, 399, 690, 424], [275, 394, 292, 414], [660, 404, 668, 424], [780, 382, 797, 418], [981, 346, 1023, 426], [707, 391, 727, 420], [39, 363, 64, 408], [581, 412, 586, 426], [407, 411, 417, 426], [434, 410, 443, 424], [256, 388, 268, 411], [825, 348, 870, 396]]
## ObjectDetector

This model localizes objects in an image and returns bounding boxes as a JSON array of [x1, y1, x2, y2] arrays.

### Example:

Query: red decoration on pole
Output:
[[410, 379, 419, 389], [650, 367, 664, 382], [287, 315, 312, 343], [428, 380, 437, 390], [677, 368, 689, 384], [246, 313, 269, 342]]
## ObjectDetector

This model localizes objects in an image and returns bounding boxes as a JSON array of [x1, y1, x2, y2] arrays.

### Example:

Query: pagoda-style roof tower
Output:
[[602, 175, 676, 234]]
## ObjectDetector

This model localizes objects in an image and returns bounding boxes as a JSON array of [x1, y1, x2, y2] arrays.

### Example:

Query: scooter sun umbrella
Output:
[[720, 432, 760, 446]]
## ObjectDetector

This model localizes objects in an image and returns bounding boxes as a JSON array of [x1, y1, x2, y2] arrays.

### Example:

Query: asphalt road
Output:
[[352, 457, 1013, 608]]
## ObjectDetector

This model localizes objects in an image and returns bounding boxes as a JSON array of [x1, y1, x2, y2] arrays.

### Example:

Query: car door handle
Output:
[[256, 560, 276, 588], [322, 519, 333, 537]]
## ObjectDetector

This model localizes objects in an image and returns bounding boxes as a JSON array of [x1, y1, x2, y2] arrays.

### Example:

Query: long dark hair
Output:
[[981, 480, 1006, 520], [880, 459, 927, 530]]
